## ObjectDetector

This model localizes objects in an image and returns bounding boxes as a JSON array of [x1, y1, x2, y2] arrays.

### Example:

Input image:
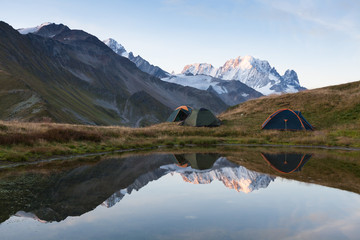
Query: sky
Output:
[[1, 0, 359, 89]]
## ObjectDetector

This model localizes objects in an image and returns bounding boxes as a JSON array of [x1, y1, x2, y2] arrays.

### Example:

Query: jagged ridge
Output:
[[103, 38, 170, 78], [181, 56, 305, 95]]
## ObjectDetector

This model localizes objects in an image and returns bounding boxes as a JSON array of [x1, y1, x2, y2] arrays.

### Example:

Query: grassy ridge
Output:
[[220, 80, 360, 146], [0, 80, 359, 162], [222, 80, 360, 128]]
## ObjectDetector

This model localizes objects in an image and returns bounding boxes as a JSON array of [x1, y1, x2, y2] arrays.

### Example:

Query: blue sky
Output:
[[1, 0, 359, 89]]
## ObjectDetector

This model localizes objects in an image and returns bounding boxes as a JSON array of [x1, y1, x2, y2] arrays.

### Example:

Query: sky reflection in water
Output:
[[1, 152, 360, 240]]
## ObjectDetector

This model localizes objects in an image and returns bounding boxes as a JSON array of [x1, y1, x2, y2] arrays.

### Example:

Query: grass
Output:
[[0, 81, 360, 162]]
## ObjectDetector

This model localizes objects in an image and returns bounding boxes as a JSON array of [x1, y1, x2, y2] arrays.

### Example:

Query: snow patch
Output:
[[285, 85, 298, 93], [17, 22, 52, 34], [162, 74, 227, 94], [15, 211, 47, 223], [254, 82, 276, 95]]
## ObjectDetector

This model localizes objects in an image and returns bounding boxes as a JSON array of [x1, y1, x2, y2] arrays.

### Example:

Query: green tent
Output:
[[183, 108, 221, 127], [167, 106, 192, 122]]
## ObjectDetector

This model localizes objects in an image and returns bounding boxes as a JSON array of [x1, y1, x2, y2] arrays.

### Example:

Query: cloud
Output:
[[288, 211, 360, 240], [259, 0, 360, 39]]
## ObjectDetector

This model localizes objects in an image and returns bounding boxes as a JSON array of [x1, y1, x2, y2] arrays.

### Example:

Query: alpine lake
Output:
[[1, 146, 360, 240]]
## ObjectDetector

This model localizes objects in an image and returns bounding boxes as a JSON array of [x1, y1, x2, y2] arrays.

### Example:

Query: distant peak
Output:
[[39, 22, 53, 27], [17, 22, 53, 35], [103, 38, 116, 44], [241, 55, 254, 62], [181, 63, 215, 75], [283, 69, 299, 84], [103, 38, 128, 57], [222, 55, 256, 70]]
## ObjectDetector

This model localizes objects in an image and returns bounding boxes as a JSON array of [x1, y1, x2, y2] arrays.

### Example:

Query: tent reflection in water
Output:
[[173, 153, 220, 170], [167, 105, 192, 122], [261, 152, 312, 174]]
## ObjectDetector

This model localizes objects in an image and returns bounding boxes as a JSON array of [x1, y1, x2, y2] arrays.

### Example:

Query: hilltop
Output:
[[221, 80, 360, 130], [218, 80, 360, 146]]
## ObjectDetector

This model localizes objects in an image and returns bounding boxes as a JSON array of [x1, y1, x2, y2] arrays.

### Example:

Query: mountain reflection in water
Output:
[[2, 149, 360, 240], [0, 152, 317, 223], [103, 154, 274, 208]]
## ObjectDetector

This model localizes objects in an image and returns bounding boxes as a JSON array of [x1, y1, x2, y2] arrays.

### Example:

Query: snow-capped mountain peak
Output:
[[223, 55, 254, 71], [182, 63, 216, 76], [17, 22, 52, 35], [103, 38, 129, 58], [178, 55, 305, 95], [283, 69, 299, 85]]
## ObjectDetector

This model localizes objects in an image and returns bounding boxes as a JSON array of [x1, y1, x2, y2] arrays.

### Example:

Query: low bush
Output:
[[41, 128, 102, 143]]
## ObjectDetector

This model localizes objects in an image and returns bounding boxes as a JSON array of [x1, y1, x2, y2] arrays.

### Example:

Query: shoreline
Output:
[[1, 143, 359, 169]]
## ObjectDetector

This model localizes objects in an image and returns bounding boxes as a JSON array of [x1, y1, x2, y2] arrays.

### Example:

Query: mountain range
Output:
[[103, 38, 264, 105], [0, 21, 229, 126], [176, 56, 305, 95], [0, 21, 305, 126], [104, 38, 305, 105]]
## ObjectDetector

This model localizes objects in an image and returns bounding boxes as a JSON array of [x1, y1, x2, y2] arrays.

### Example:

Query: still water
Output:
[[1, 149, 360, 239]]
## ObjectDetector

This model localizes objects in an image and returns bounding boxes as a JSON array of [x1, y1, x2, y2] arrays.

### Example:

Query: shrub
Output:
[[0, 124, 8, 131], [41, 128, 102, 143]]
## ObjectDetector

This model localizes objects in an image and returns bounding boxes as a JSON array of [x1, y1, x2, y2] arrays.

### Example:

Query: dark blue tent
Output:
[[261, 109, 313, 130]]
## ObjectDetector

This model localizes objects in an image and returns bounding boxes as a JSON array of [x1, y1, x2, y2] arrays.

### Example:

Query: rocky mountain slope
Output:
[[0, 21, 227, 126], [180, 56, 306, 95], [103, 38, 170, 78]]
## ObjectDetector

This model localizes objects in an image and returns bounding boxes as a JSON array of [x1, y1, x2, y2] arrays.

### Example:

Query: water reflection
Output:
[[261, 152, 312, 174], [165, 154, 274, 193], [0, 153, 277, 223], [173, 153, 220, 169], [104, 154, 274, 208], [0, 154, 175, 223], [1, 149, 360, 240]]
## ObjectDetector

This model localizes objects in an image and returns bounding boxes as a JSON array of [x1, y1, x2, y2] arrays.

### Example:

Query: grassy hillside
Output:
[[219, 80, 360, 146], [222, 80, 360, 128], [0, 81, 359, 163]]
